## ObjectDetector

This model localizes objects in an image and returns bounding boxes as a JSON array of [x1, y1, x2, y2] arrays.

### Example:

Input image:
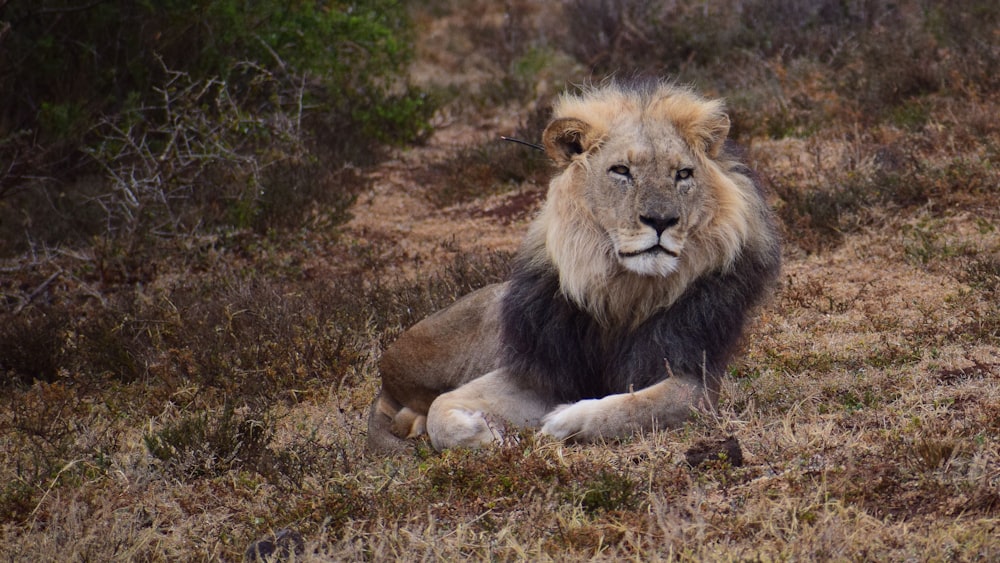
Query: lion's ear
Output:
[[542, 117, 596, 166], [704, 112, 731, 158], [687, 111, 730, 159]]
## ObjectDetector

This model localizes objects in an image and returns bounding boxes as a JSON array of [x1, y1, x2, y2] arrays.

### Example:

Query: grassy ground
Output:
[[1, 1, 998, 560]]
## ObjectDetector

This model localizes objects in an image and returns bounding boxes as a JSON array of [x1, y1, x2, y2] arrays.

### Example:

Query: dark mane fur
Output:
[[500, 177, 781, 404]]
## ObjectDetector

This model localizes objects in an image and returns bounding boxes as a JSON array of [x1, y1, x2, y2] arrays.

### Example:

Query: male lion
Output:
[[367, 80, 781, 452]]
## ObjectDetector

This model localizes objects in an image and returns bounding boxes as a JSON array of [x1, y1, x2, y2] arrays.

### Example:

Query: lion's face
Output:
[[581, 123, 707, 277], [534, 83, 757, 326], [540, 87, 731, 279]]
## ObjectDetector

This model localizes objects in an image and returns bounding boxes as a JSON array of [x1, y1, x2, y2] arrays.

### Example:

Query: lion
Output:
[[367, 79, 781, 452]]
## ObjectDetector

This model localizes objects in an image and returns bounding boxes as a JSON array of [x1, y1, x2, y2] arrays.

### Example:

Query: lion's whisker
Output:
[[500, 136, 545, 152]]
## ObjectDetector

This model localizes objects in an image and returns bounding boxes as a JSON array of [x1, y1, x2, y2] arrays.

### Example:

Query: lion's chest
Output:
[[499, 265, 673, 402]]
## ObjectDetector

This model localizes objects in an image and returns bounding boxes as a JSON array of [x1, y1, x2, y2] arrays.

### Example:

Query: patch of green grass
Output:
[[423, 438, 568, 511], [902, 217, 980, 267], [889, 99, 931, 130], [578, 470, 638, 514], [144, 401, 276, 479], [961, 257, 1000, 296]]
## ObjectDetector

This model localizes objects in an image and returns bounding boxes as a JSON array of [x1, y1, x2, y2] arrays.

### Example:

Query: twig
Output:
[[13, 267, 63, 314], [255, 35, 288, 73], [63, 271, 109, 308], [30, 458, 83, 524], [374, 466, 400, 495], [36, 0, 108, 15]]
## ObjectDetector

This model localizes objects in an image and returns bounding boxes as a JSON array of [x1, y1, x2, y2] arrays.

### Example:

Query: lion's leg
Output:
[[540, 376, 712, 442], [367, 284, 507, 454], [426, 368, 551, 451]]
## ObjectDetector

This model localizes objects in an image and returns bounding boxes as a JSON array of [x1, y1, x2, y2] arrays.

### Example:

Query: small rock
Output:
[[245, 528, 305, 562]]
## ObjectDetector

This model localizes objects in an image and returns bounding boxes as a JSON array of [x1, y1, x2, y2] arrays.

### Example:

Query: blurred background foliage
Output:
[[2, 0, 997, 255], [0, 0, 432, 252]]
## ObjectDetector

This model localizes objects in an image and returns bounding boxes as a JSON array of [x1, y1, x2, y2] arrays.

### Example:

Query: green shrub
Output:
[[0, 0, 432, 252], [0, 0, 421, 143]]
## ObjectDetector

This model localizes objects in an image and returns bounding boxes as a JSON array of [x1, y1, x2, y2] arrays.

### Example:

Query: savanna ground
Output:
[[1, 1, 998, 560]]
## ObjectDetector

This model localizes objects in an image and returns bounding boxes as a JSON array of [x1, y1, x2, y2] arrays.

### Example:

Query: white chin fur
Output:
[[621, 253, 679, 276]]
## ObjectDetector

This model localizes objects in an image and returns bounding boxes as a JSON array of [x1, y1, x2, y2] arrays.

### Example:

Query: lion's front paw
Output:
[[427, 407, 503, 451], [539, 399, 601, 441]]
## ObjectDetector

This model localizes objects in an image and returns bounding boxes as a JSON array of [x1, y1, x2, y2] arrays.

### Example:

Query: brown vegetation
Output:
[[2, 0, 998, 560]]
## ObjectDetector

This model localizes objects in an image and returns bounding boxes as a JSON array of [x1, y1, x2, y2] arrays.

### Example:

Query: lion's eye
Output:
[[675, 168, 693, 181], [609, 164, 631, 177]]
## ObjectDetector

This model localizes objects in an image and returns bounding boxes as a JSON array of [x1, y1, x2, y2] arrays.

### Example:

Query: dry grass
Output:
[[2, 1, 999, 560]]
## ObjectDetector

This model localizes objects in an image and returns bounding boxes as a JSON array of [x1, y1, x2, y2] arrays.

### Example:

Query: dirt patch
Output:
[[467, 188, 545, 225], [343, 120, 539, 280]]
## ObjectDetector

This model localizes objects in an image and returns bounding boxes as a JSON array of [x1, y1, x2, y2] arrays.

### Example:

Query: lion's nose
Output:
[[640, 214, 680, 236]]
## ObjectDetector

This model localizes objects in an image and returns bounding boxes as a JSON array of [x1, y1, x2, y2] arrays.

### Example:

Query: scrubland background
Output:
[[1, 1, 997, 560]]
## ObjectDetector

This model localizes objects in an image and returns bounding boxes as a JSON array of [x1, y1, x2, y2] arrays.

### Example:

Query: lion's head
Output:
[[525, 81, 774, 327]]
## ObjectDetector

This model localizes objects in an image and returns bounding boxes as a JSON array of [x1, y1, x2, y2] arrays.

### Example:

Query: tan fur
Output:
[[367, 81, 777, 453]]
